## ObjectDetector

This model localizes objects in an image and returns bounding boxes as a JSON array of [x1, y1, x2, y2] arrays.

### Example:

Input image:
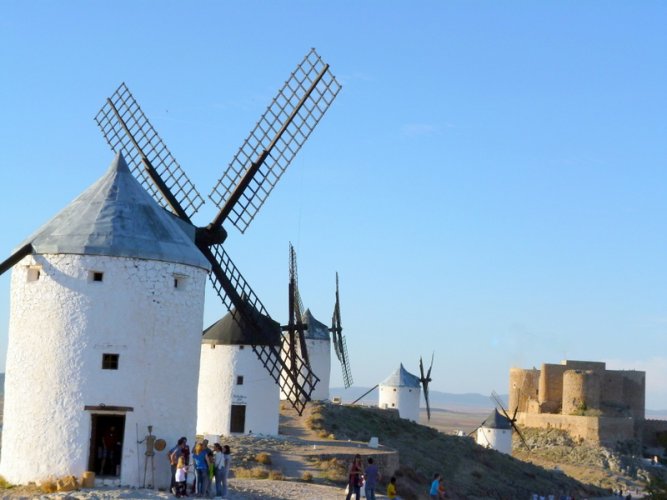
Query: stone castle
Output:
[[508, 360, 667, 446]]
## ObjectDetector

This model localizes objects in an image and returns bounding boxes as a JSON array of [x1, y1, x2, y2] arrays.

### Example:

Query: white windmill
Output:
[[197, 309, 282, 436]]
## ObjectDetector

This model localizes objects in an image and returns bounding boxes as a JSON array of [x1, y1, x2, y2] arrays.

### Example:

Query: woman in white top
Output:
[[221, 445, 232, 498], [213, 443, 225, 497]]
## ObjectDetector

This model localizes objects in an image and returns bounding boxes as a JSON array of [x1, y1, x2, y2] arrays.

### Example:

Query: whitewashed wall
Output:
[[197, 344, 279, 436], [476, 427, 512, 455], [378, 384, 421, 422], [0, 254, 207, 487], [307, 338, 330, 401]]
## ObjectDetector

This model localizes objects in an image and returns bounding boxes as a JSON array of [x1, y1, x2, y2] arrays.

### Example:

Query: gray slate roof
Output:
[[481, 408, 512, 429], [202, 308, 282, 346], [380, 363, 421, 388], [20, 154, 210, 270], [302, 309, 331, 340]]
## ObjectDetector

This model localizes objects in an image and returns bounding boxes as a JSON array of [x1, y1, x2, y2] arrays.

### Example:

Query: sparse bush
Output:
[[39, 480, 57, 493], [0, 476, 13, 490], [255, 452, 272, 465], [234, 467, 270, 479], [269, 470, 284, 481], [301, 472, 313, 482]]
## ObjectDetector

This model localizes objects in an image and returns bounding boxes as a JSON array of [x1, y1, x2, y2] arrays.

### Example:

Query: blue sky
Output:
[[1, 2, 666, 408]]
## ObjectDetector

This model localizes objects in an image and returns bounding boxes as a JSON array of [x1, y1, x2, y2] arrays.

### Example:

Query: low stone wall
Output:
[[516, 413, 635, 445]]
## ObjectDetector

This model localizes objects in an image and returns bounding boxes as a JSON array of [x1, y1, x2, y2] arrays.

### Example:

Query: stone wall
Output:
[[538, 363, 566, 412], [642, 419, 667, 448], [516, 413, 635, 445], [562, 370, 601, 415]]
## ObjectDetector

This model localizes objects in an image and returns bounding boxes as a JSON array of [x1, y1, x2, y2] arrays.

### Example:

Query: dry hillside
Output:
[[308, 401, 608, 499]]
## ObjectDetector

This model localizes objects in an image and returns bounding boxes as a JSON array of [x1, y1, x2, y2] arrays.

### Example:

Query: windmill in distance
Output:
[[330, 272, 353, 388], [280, 243, 319, 398], [419, 353, 435, 421], [491, 389, 529, 449], [92, 49, 341, 414]]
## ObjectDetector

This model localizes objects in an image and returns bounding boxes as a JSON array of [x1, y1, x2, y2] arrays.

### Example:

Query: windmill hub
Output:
[[195, 226, 228, 246]]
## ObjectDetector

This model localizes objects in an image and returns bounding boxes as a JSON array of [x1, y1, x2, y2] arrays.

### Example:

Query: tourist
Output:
[[213, 443, 225, 497], [364, 457, 380, 500], [221, 444, 232, 498], [438, 477, 447, 499], [345, 454, 364, 500], [429, 473, 441, 499], [387, 476, 399, 499], [193, 442, 210, 497], [168, 438, 186, 494], [174, 456, 189, 498]]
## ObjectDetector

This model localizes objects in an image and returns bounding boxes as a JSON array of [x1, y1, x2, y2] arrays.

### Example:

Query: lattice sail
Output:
[[95, 83, 204, 219], [331, 273, 353, 388], [209, 48, 342, 233], [206, 243, 317, 414]]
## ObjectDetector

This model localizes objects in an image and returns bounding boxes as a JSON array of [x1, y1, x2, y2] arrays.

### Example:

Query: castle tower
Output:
[[0, 155, 209, 488], [378, 364, 421, 422], [197, 308, 281, 436], [475, 409, 513, 455]]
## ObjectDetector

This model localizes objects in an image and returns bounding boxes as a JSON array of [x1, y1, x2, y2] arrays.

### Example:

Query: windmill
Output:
[[91, 49, 341, 414], [419, 353, 435, 421], [330, 272, 353, 388], [281, 242, 317, 393], [490, 390, 528, 449]]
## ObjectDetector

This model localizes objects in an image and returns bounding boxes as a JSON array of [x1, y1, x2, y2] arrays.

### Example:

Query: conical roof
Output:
[[19, 154, 210, 270], [481, 408, 512, 430], [380, 363, 421, 388], [302, 309, 330, 340], [202, 307, 281, 346]]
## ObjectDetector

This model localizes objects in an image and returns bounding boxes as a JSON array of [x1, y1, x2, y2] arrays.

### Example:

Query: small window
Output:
[[173, 274, 188, 290], [239, 345, 245, 350], [393, 388, 396, 392], [237, 376, 244, 385], [102, 353, 119, 370], [27, 266, 41, 282], [89, 271, 104, 282]]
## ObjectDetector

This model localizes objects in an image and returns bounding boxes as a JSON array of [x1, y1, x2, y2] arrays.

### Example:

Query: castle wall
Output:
[[1, 254, 207, 488], [509, 368, 540, 414], [622, 371, 645, 420], [516, 413, 635, 445], [538, 363, 566, 413], [601, 371, 626, 412], [564, 360, 606, 371], [643, 419, 667, 448], [562, 370, 601, 415]]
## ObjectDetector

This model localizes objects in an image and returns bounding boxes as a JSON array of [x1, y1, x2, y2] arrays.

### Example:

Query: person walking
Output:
[[345, 454, 364, 500], [364, 457, 380, 500], [429, 473, 441, 499]]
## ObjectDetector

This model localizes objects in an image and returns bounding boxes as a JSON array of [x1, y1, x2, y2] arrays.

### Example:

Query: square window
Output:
[[239, 345, 245, 350], [102, 353, 119, 370], [237, 376, 244, 385], [89, 271, 104, 282], [27, 266, 41, 282], [173, 274, 188, 290]]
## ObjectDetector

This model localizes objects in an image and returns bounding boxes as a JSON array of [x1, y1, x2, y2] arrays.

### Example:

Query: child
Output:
[[174, 456, 188, 497], [387, 476, 398, 499]]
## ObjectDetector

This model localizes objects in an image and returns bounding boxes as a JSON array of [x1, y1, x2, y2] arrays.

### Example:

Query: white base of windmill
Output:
[[0, 254, 206, 488], [476, 427, 513, 455]]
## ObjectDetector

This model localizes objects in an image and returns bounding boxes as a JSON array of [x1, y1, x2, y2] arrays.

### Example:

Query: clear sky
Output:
[[1, 2, 666, 409]]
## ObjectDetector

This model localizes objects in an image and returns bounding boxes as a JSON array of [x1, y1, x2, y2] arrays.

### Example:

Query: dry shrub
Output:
[[255, 452, 272, 465], [317, 457, 347, 482], [232, 468, 253, 479], [301, 472, 313, 482], [40, 480, 57, 493], [251, 467, 270, 479], [0, 476, 13, 490], [269, 470, 284, 481], [317, 430, 330, 439]]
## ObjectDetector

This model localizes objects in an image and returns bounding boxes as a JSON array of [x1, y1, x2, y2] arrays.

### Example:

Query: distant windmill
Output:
[[330, 273, 353, 388], [419, 353, 435, 421], [470, 390, 528, 454], [280, 243, 319, 398]]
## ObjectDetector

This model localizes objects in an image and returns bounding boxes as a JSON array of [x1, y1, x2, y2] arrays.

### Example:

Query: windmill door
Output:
[[230, 405, 246, 434], [88, 414, 126, 477]]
